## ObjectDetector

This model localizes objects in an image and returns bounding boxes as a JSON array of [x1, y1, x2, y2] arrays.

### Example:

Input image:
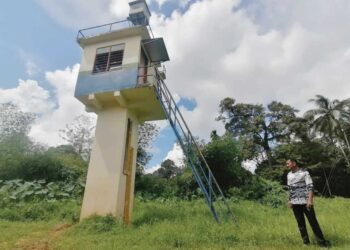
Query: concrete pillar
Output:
[[80, 106, 138, 222]]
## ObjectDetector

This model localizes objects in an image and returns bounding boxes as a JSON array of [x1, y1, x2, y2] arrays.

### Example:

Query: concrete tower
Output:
[[74, 0, 169, 223]]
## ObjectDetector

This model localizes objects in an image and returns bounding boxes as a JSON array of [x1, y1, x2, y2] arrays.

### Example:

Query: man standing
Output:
[[286, 159, 329, 247]]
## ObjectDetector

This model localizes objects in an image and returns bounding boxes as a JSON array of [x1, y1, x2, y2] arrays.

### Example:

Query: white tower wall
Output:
[[80, 107, 138, 221]]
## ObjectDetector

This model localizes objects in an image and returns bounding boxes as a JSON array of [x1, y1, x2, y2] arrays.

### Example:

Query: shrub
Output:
[[135, 174, 175, 199], [0, 199, 80, 222], [13, 154, 80, 182], [228, 177, 287, 207], [0, 179, 85, 203], [76, 215, 123, 233], [172, 168, 200, 199], [201, 135, 251, 192]]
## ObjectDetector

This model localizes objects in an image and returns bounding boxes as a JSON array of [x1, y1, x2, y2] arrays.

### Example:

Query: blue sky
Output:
[[0, 0, 193, 171], [1, 0, 350, 172], [0, 1, 78, 87]]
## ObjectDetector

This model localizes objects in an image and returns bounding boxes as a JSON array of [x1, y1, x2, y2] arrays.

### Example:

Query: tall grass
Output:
[[0, 197, 349, 249]]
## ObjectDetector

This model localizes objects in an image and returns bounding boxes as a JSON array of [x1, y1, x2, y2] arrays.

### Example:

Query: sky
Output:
[[1, 0, 350, 173]]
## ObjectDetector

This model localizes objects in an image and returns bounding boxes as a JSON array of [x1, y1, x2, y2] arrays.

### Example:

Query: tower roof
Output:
[[142, 38, 170, 62]]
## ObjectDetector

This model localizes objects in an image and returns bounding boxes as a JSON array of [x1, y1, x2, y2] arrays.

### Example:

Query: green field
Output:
[[0, 197, 349, 250]]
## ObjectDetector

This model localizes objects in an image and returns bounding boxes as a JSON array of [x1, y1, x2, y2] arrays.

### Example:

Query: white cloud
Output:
[[25, 60, 40, 77], [146, 143, 184, 173], [150, 0, 350, 140], [179, 0, 191, 8], [109, 0, 132, 20], [150, 120, 169, 131], [28, 0, 350, 157], [150, 0, 192, 9], [0, 79, 53, 115], [145, 164, 161, 174], [164, 143, 184, 167], [0, 64, 95, 147], [35, 0, 129, 29], [18, 49, 41, 77], [30, 64, 95, 146], [35, 0, 195, 31], [152, 0, 167, 8]]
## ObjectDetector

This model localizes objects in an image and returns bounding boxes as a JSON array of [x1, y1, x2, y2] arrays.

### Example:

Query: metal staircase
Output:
[[153, 69, 233, 222]]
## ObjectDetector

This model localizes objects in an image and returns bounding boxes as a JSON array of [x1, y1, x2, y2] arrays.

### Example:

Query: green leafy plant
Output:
[[0, 179, 85, 203]]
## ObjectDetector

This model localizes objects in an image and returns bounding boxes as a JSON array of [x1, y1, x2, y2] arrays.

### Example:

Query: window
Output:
[[92, 44, 125, 73]]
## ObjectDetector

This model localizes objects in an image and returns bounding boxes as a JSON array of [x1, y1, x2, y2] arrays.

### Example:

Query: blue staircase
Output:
[[154, 69, 233, 222]]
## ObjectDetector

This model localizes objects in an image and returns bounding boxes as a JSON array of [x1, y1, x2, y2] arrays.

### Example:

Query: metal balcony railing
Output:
[[77, 17, 154, 41], [137, 65, 166, 86], [77, 20, 134, 41]]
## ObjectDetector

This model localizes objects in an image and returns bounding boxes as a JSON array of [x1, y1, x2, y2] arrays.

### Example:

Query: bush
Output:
[[0, 134, 33, 179], [172, 168, 201, 199], [14, 154, 78, 182], [135, 174, 176, 199], [201, 135, 251, 192], [0, 179, 85, 203], [0, 135, 87, 183], [47, 145, 88, 181], [0, 199, 80, 222], [0, 152, 86, 182], [76, 215, 123, 233], [136, 168, 204, 200], [228, 177, 287, 207]]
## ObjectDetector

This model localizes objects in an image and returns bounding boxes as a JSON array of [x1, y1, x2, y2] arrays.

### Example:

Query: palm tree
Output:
[[305, 95, 350, 167]]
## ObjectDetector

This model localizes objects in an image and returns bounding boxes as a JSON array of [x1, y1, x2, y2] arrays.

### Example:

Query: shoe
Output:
[[318, 240, 331, 248], [303, 241, 310, 246]]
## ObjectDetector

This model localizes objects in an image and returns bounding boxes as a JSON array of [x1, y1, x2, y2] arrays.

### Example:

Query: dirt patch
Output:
[[16, 223, 72, 250], [49, 223, 72, 238], [16, 239, 49, 250]]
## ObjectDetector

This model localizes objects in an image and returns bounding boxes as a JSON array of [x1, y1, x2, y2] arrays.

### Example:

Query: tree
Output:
[[201, 134, 249, 192], [305, 95, 350, 167], [136, 122, 160, 175], [256, 139, 350, 198], [46, 145, 88, 181], [217, 98, 297, 167], [0, 134, 34, 179], [0, 103, 35, 139], [0, 103, 45, 180], [59, 115, 96, 161], [153, 159, 181, 179]]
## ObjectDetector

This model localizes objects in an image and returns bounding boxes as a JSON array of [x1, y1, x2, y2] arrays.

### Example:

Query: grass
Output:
[[0, 197, 349, 249]]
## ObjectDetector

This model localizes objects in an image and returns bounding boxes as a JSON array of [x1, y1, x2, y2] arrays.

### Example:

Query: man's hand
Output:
[[288, 201, 292, 208], [306, 200, 313, 210], [307, 191, 314, 210]]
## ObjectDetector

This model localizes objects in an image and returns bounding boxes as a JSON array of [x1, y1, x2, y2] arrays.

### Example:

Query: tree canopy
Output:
[[0, 103, 36, 139], [217, 98, 297, 166]]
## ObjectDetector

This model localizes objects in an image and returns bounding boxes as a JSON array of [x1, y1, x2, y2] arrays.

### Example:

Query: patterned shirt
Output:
[[287, 169, 314, 204]]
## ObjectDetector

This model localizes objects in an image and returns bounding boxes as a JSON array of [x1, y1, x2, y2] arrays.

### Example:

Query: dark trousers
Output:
[[292, 204, 326, 244]]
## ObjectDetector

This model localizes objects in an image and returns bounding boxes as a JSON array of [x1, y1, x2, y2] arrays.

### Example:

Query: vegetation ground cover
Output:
[[0, 197, 349, 250], [1, 97, 350, 249]]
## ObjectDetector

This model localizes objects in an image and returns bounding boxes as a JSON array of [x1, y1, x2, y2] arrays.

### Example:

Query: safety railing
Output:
[[137, 65, 166, 87], [77, 20, 134, 41], [77, 17, 154, 41]]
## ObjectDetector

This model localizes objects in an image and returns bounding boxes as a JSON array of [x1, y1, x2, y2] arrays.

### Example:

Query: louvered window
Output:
[[92, 44, 124, 73]]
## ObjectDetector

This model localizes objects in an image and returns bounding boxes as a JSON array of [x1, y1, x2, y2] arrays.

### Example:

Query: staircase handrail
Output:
[[153, 67, 233, 221]]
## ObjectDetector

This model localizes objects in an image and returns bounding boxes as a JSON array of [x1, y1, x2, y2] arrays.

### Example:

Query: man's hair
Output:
[[288, 158, 301, 167]]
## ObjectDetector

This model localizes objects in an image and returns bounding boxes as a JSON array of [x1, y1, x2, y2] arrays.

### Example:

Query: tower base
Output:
[[80, 106, 138, 223]]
